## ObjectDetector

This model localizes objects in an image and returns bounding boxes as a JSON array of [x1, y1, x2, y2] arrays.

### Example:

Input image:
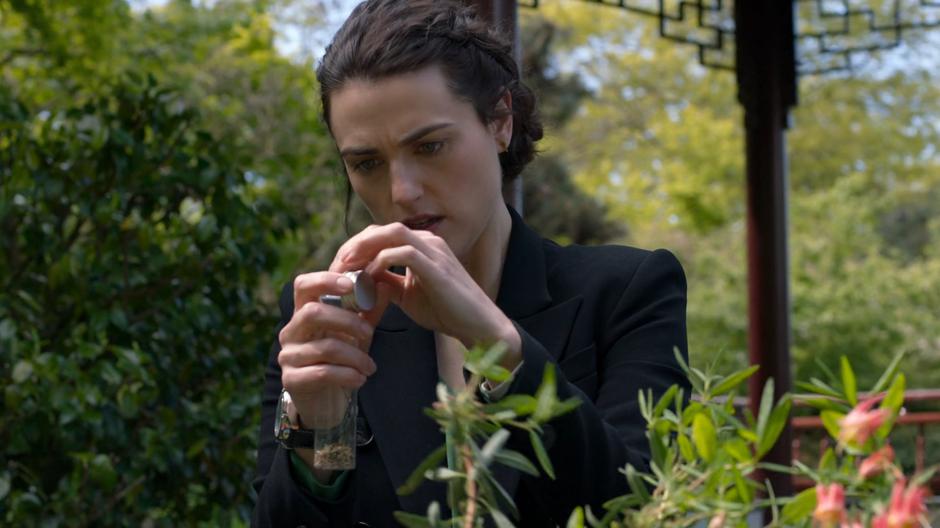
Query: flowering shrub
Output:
[[404, 348, 936, 527]]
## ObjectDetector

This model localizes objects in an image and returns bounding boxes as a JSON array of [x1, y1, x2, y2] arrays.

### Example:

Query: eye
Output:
[[352, 158, 381, 173], [417, 141, 444, 155]]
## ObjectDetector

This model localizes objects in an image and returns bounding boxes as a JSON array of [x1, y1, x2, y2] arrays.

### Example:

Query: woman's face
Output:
[[328, 65, 512, 264]]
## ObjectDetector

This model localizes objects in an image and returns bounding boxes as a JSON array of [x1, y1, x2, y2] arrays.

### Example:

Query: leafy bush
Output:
[[0, 74, 283, 525]]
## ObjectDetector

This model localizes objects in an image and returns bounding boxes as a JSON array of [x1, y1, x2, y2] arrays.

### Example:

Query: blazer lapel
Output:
[[359, 305, 448, 514], [487, 207, 584, 506]]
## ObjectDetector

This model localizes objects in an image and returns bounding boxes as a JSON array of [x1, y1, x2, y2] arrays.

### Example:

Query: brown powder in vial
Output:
[[314, 444, 354, 469]]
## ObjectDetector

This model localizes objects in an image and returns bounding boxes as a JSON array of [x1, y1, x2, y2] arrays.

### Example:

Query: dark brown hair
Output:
[[316, 0, 544, 184]]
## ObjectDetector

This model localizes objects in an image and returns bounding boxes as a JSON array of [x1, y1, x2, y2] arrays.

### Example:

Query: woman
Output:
[[252, 0, 689, 526]]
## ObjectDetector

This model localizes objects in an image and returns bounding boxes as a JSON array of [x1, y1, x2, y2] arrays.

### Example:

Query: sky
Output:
[[129, 0, 939, 81]]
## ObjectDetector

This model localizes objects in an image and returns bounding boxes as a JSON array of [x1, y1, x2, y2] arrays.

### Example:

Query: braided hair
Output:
[[316, 0, 543, 183]]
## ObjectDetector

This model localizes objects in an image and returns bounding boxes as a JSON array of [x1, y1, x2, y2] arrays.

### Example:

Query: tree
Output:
[[523, 1, 940, 387]]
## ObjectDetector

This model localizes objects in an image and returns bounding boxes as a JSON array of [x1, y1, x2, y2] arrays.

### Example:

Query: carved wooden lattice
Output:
[[520, 0, 940, 75]]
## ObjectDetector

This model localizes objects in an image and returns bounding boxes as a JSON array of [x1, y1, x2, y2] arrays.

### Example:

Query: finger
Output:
[[282, 363, 368, 393], [279, 300, 373, 346], [278, 338, 377, 376], [333, 223, 433, 271], [364, 245, 438, 284], [292, 272, 354, 315]]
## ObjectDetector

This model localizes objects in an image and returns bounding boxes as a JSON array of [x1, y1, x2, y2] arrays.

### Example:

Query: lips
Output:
[[402, 214, 444, 231]]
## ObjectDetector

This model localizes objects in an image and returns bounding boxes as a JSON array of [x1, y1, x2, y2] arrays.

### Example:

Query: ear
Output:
[[489, 89, 513, 152]]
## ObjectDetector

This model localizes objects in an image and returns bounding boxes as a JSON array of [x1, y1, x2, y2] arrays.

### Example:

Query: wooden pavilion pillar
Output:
[[467, 0, 524, 214], [735, 2, 798, 499]]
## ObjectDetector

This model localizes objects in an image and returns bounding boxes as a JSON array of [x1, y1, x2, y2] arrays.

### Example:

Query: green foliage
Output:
[[399, 343, 581, 527], [524, 2, 940, 387], [0, 70, 282, 524]]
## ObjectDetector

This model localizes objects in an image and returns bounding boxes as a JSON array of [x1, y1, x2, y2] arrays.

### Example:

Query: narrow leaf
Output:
[[756, 379, 775, 442], [566, 507, 585, 528], [480, 429, 511, 467], [819, 411, 845, 442], [758, 396, 792, 458], [652, 384, 678, 417], [877, 373, 906, 439], [840, 356, 857, 406], [692, 413, 717, 462], [493, 449, 539, 476], [397, 445, 447, 495], [529, 429, 554, 479], [871, 351, 906, 394], [711, 365, 760, 397], [678, 433, 696, 462], [533, 366, 557, 422], [625, 464, 651, 501], [724, 438, 751, 463], [780, 487, 817, 525]]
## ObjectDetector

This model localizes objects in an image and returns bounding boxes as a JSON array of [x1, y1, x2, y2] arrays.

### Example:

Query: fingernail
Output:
[[336, 276, 353, 292]]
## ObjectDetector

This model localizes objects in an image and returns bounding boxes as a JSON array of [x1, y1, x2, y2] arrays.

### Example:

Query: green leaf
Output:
[[755, 379, 775, 443], [490, 509, 515, 528], [652, 384, 678, 417], [795, 379, 842, 400], [877, 373, 906, 439], [393, 511, 433, 528], [480, 429, 511, 468], [692, 413, 717, 462], [871, 351, 906, 394], [566, 506, 585, 528], [397, 445, 447, 496], [624, 464, 650, 501], [0, 472, 9, 501], [484, 394, 537, 416], [678, 433, 696, 462], [734, 471, 753, 505], [840, 356, 857, 406], [493, 449, 539, 476], [533, 365, 557, 422], [818, 447, 836, 472], [711, 365, 760, 397], [482, 365, 511, 383], [780, 487, 817, 525], [529, 429, 555, 479], [758, 396, 792, 458], [89, 454, 117, 491], [428, 468, 464, 481], [11, 360, 32, 383], [820, 411, 845, 442], [648, 431, 668, 470], [723, 438, 751, 463]]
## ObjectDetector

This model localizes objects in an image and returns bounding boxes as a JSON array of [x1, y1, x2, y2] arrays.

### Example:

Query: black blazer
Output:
[[252, 207, 690, 527]]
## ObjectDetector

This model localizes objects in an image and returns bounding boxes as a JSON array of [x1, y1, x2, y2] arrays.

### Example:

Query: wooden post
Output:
[[466, 0, 524, 214], [735, 1, 798, 500]]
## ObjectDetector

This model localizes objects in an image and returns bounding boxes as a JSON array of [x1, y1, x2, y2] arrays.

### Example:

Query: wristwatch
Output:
[[274, 389, 316, 449]]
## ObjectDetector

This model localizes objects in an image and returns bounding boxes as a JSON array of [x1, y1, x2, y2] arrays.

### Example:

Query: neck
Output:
[[463, 205, 512, 300]]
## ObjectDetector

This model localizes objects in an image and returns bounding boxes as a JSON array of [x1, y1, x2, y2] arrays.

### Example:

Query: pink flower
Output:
[[872, 478, 929, 528], [838, 397, 890, 447], [814, 483, 846, 527], [859, 445, 895, 479]]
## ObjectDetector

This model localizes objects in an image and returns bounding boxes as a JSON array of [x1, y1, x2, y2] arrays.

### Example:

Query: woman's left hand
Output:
[[329, 223, 520, 362]]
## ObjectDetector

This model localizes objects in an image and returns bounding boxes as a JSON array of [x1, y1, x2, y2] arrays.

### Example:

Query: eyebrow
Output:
[[339, 122, 454, 158]]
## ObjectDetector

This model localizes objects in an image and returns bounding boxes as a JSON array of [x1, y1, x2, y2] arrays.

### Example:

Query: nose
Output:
[[389, 161, 423, 206]]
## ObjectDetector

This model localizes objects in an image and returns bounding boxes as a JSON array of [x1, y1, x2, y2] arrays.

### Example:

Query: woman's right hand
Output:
[[277, 271, 390, 426]]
